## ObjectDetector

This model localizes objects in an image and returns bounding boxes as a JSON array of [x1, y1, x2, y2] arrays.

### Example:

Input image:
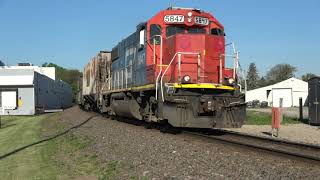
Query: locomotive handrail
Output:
[[219, 53, 238, 84], [159, 52, 200, 101], [224, 42, 240, 82]]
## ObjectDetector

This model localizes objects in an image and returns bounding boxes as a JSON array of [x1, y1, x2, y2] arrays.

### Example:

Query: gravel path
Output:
[[227, 124, 320, 145], [61, 107, 320, 179]]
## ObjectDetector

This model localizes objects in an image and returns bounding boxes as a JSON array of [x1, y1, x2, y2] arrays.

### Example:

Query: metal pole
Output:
[[299, 97, 303, 121]]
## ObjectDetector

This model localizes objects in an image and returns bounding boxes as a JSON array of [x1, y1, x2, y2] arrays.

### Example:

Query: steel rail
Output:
[[183, 130, 320, 162], [218, 129, 320, 149]]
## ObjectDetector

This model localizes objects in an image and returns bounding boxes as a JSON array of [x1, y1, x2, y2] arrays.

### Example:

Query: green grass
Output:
[[0, 113, 102, 180], [245, 111, 301, 125], [99, 161, 119, 180], [0, 115, 53, 179]]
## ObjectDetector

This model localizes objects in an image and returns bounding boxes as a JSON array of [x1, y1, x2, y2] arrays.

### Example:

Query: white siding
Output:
[[272, 88, 292, 107], [245, 78, 308, 107]]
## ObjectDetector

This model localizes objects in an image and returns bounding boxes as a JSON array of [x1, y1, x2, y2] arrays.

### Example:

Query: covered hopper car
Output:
[[80, 7, 246, 129]]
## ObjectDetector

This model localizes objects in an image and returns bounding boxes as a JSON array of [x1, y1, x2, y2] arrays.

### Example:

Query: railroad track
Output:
[[102, 114, 320, 162], [183, 129, 320, 162]]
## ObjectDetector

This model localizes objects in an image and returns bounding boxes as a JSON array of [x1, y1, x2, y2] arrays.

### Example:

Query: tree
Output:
[[301, 73, 317, 81], [42, 62, 82, 102], [0, 60, 4, 66], [258, 76, 267, 87], [265, 63, 296, 84], [246, 63, 259, 90]]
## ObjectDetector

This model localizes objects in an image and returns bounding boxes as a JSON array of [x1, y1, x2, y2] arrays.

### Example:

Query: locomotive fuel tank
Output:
[[110, 92, 142, 120]]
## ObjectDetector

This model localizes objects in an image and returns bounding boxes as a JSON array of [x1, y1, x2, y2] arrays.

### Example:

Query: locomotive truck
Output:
[[80, 7, 246, 129]]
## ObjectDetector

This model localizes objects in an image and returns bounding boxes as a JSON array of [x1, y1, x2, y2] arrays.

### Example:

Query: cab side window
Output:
[[150, 24, 162, 44], [211, 28, 224, 36]]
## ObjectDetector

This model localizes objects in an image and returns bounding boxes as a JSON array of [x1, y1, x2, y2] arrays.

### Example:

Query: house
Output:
[[0, 65, 72, 115], [245, 77, 308, 107]]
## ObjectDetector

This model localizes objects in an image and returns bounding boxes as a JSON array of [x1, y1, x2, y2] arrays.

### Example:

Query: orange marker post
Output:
[[272, 107, 282, 137]]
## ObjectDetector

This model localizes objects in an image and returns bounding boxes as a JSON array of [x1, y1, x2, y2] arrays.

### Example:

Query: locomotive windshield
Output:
[[166, 26, 185, 37], [166, 26, 206, 37], [188, 27, 206, 34]]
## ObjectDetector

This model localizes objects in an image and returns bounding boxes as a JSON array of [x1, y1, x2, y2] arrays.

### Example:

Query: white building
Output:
[[245, 77, 308, 107], [3, 65, 56, 80], [0, 65, 72, 115]]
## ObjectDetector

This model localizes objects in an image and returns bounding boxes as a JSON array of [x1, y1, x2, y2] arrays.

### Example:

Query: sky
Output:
[[0, 0, 319, 77]]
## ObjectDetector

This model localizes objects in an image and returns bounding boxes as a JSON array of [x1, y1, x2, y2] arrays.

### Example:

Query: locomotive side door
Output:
[[148, 24, 162, 83]]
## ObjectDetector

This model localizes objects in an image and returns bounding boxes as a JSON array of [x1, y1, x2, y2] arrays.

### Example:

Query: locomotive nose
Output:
[[165, 34, 225, 84]]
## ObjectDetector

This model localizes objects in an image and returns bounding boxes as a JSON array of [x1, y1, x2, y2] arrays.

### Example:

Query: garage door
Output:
[[272, 88, 292, 107], [1, 91, 17, 110]]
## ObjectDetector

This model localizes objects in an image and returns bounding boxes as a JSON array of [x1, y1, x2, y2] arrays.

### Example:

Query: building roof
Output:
[[1, 66, 56, 80], [248, 77, 307, 92], [0, 69, 34, 86]]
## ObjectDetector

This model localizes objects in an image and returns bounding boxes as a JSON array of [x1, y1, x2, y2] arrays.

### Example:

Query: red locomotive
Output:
[[80, 7, 246, 129]]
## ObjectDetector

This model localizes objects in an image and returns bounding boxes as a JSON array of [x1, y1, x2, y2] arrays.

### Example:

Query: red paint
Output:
[[272, 107, 282, 129], [144, 8, 230, 84]]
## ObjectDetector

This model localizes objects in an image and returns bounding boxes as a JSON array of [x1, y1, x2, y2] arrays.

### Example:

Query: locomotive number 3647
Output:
[[164, 15, 184, 23]]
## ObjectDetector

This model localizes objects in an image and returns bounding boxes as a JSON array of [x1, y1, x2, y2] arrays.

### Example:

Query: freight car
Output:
[[80, 7, 246, 129], [80, 51, 111, 111]]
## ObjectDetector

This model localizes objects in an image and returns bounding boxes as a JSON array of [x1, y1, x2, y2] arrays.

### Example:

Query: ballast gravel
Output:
[[61, 107, 320, 179]]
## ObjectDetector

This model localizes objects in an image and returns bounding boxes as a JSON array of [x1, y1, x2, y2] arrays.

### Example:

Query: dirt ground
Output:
[[59, 106, 320, 179], [227, 123, 320, 145]]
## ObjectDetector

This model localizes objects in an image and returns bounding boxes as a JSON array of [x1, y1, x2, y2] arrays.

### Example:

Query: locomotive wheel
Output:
[[144, 122, 152, 129]]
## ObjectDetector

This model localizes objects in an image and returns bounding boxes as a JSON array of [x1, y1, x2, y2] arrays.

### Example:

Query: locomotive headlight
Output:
[[187, 12, 192, 17], [182, 75, 191, 83], [228, 78, 235, 85]]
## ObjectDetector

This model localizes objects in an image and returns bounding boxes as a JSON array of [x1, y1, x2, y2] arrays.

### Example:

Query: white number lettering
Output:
[[195, 16, 209, 25], [164, 15, 185, 23]]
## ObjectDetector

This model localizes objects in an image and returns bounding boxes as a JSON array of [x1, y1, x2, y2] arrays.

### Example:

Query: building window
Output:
[[267, 90, 271, 98]]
